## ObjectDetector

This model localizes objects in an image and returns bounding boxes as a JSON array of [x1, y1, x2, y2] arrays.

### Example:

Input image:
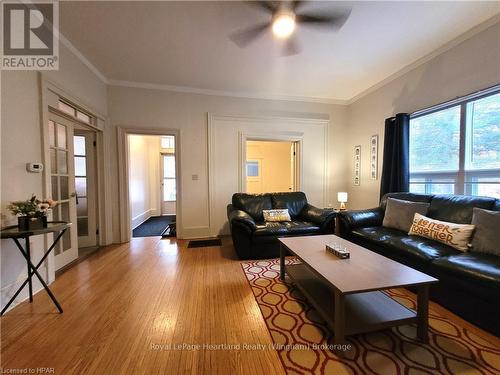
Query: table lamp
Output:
[[337, 192, 348, 211]]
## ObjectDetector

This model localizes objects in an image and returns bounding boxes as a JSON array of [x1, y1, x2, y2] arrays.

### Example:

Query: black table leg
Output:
[[26, 237, 33, 302], [1, 230, 66, 315], [13, 238, 63, 313]]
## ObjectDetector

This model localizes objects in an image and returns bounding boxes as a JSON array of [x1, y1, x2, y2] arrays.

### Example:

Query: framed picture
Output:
[[370, 135, 378, 180], [354, 145, 361, 186]]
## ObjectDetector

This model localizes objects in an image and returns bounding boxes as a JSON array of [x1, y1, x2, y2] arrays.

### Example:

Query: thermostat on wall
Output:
[[26, 163, 44, 173]]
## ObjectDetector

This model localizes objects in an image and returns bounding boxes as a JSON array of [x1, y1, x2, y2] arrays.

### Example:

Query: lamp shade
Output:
[[337, 192, 348, 203]]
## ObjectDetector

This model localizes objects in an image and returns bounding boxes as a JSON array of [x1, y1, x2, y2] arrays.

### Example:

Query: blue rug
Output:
[[132, 215, 175, 237]]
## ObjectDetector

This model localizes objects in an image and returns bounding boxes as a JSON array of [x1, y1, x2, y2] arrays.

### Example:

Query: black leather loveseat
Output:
[[338, 192, 500, 336], [227, 192, 336, 259]]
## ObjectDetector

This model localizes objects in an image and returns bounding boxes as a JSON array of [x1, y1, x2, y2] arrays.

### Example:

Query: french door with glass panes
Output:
[[74, 130, 97, 248], [48, 113, 78, 270]]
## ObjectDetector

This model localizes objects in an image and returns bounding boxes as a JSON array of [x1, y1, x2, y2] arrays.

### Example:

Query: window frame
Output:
[[409, 86, 500, 197]]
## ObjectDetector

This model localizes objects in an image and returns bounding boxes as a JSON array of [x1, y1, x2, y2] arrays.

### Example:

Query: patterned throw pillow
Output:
[[408, 213, 475, 251], [263, 209, 291, 222]]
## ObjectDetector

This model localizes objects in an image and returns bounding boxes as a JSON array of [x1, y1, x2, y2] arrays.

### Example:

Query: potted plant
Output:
[[7, 195, 58, 230]]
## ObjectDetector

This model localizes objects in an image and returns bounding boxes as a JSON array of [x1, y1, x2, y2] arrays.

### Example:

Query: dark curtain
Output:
[[380, 113, 410, 199]]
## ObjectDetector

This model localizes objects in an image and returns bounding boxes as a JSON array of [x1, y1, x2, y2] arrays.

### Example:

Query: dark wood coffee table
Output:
[[279, 234, 438, 344]]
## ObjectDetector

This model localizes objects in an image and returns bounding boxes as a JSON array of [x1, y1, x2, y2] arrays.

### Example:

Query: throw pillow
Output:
[[263, 209, 291, 222], [408, 213, 475, 251], [470, 208, 500, 256], [382, 198, 430, 232]]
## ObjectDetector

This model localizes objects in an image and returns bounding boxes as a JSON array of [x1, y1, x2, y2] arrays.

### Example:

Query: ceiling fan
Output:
[[229, 1, 352, 56]]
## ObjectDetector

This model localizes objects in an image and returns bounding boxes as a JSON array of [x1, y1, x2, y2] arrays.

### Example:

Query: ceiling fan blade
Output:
[[229, 22, 271, 48], [296, 9, 352, 30], [291, 1, 305, 12], [282, 35, 300, 56], [248, 1, 278, 14]]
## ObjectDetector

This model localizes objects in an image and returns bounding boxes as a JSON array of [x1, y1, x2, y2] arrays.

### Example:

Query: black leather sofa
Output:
[[227, 192, 336, 259], [338, 192, 500, 336]]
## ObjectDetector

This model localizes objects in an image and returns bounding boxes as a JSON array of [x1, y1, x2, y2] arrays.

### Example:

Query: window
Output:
[[74, 136, 89, 236], [161, 136, 175, 149], [58, 100, 93, 125], [246, 161, 260, 177], [409, 90, 500, 198], [162, 154, 176, 201]]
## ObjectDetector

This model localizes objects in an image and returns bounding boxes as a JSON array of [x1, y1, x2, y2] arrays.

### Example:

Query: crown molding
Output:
[[107, 79, 349, 105], [346, 14, 500, 105]]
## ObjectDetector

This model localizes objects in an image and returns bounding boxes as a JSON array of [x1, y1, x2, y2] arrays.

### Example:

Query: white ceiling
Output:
[[60, 1, 500, 102]]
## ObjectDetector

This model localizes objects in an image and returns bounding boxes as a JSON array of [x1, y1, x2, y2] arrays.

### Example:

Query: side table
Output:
[[1, 221, 71, 315]]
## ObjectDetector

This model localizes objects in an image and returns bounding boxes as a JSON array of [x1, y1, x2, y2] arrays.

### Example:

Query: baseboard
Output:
[[131, 209, 154, 229], [1, 266, 48, 314]]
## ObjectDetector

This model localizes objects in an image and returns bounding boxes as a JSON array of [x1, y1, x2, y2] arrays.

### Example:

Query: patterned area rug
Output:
[[241, 258, 500, 375]]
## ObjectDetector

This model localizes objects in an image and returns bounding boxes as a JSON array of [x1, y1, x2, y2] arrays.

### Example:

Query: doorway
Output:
[[128, 134, 177, 238], [245, 140, 298, 193]]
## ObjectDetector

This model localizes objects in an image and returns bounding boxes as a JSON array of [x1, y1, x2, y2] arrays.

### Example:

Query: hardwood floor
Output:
[[0, 237, 285, 375]]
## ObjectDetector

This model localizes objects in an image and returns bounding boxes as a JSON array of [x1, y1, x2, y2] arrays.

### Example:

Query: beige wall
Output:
[[246, 141, 293, 194], [0, 43, 108, 312], [108, 87, 349, 238], [128, 135, 160, 227], [346, 21, 500, 210]]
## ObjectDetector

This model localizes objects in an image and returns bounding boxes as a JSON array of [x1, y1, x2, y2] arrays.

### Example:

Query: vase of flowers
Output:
[[8, 195, 58, 230]]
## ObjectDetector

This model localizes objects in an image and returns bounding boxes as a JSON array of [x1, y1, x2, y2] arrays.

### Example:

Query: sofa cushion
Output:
[[427, 194, 496, 224], [493, 199, 500, 211], [254, 220, 320, 237], [352, 226, 459, 262], [284, 221, 320, 235], [254, 222, 289, 236], [271, 192, 308, 219], [431, 253, 500, 293], [386, 235, 460, 262], [471, 208, 500, 256], [351, 226, 407, 244], [382, 198, 430, 232], [232, 193, 272, 221]]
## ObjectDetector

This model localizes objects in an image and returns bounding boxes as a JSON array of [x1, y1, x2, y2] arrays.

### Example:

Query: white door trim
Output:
[[117, 127, 181, 243], [207, 113, 329, 237]]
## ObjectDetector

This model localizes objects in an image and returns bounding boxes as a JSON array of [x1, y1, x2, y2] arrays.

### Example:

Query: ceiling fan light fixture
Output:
[[272, 13, 296, 39]]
